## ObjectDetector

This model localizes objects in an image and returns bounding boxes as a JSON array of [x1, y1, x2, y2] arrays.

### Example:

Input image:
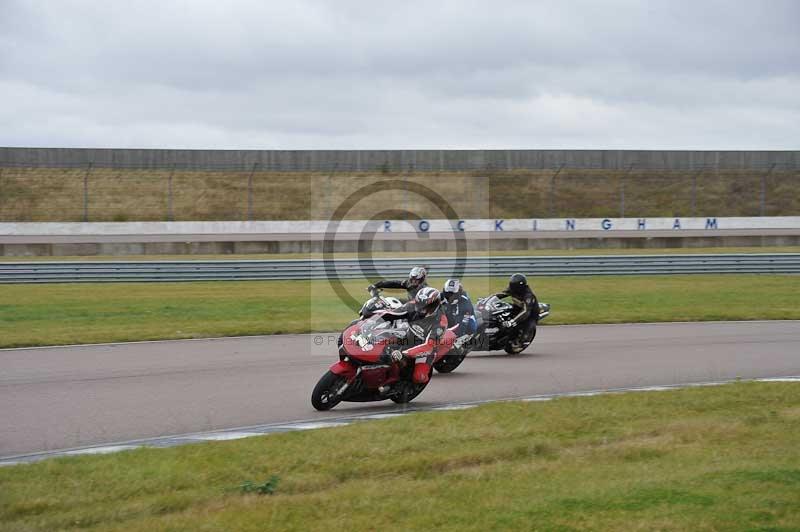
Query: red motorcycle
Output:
[[311, 312, 457, 411]]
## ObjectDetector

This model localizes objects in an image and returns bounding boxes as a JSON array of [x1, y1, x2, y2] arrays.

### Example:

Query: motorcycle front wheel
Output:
[[433, 353, 467, 373], [504, 325, 537, 354], [504, 342, 528, 354], [311, 370, 348, 411]]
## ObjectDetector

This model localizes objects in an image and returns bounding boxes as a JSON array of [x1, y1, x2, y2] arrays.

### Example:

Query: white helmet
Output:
[[407, 266, 427, 288], [443, 279, 462, 302]]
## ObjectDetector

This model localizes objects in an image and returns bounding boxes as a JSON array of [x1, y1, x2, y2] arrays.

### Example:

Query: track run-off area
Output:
[[1, 320, 798, 462]]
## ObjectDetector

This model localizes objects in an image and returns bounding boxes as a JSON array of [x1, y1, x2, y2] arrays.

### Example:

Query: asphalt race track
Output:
[[2, 321, 799, 458]]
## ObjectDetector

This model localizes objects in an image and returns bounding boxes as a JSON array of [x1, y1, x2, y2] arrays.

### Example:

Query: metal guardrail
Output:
[[0, 255, 798, 283]]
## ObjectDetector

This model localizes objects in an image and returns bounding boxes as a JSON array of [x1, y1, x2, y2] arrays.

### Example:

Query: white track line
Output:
[[185, 432, 263, 441], [61, 445, 140, 456]]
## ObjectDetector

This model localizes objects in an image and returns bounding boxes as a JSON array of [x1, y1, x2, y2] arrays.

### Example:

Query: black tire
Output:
[[505, 324, 537, 354], [311, 370, 348, 411], [433, 353, 467, 373], [504, 342, 527, 354], [390, 381, 428, 404]]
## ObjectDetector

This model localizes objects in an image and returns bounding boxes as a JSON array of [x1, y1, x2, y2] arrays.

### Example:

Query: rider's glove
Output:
[[390, 350, 403, 363], [502, 320, 515, 328]]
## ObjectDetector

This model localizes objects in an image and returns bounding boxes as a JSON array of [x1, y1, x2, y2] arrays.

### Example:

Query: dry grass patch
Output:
[[2, 167, 798, 221]]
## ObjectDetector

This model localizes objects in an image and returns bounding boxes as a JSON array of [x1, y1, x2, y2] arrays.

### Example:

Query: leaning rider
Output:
[[442, 279, 477, 340], [494, 273, 539, 349], [381, 286, 447, 384], [367, 266, 428, 301]]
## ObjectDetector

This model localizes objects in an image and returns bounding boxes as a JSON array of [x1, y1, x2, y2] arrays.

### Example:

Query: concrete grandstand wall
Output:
[[1, 148, 798, 170], [3, 217, 800, 236], [2, 217, 799, 257]]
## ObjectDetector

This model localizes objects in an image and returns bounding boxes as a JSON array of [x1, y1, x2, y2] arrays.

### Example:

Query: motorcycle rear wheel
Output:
[[390, 381, 428, 404], [311, 370, 348, 411]]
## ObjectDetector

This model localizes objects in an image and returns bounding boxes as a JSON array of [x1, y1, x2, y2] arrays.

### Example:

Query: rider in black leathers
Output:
[[494, 273, 539, 348], [367, 266, 428, 301], [380, 286, 447, 384]]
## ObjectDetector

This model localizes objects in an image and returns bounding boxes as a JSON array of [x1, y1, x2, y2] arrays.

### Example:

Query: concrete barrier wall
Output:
[[3, 217, 800, 236], [1, 148, 798, 170], [3, 235, 800, 258]]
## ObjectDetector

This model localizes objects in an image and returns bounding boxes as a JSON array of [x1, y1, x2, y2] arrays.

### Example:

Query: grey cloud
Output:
[[0, 0, 798, 149]]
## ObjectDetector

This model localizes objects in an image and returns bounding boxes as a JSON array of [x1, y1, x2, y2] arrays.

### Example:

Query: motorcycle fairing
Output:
[[341, 315, 408, 363], [329, 360, 358, 378]]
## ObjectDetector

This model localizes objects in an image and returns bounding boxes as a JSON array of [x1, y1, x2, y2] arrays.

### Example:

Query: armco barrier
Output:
[[1, 254, 798, 283]]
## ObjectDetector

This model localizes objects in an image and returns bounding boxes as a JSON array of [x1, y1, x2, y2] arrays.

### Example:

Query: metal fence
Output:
[[1, 255, 798, 283], [1, 148, 798, 171]]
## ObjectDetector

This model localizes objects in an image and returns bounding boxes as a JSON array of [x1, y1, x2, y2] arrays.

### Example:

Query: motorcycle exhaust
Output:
[[538, 303, 551, 321]]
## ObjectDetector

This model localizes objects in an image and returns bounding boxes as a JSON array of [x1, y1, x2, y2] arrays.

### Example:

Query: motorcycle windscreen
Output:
[[342, 314, 406, 363]]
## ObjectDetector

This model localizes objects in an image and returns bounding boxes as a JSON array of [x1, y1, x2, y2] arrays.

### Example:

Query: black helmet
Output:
[[407, 266, 427, 289], [414, 286, 441, 317], [443, 279, 462, 303], [508, 273, 528, 296]]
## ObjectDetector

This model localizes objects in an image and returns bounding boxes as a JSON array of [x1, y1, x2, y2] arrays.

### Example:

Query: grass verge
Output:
[[1, 382, 799, 531], [0, 275, 798, 348]]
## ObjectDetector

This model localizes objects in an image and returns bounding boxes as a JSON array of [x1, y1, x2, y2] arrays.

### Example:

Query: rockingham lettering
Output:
[[327, 216, 796, 235]]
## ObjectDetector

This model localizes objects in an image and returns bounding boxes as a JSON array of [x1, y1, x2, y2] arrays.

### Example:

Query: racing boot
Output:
[[413, 361, 431, 384]]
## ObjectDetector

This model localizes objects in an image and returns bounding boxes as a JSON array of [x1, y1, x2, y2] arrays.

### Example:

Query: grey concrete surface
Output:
[[2, 147, 798, 170], [1, 321, 798, 458], [2, 230, 799, 257], [3, 229, 800, 244]]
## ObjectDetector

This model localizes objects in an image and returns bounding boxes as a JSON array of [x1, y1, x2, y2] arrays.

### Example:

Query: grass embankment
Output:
[[1, 167, 798, 221], [1, 275, 798, 348], [1, 382, 799, 530], [0, 246, 798, 262]]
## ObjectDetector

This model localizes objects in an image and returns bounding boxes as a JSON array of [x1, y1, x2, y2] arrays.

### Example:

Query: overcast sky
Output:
[[1, 0, 798, 150]]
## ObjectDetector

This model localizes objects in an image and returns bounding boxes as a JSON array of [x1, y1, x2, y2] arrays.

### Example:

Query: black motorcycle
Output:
[[472, 296, 550, 354], [432, 296, 550, 373]]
